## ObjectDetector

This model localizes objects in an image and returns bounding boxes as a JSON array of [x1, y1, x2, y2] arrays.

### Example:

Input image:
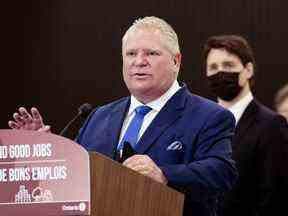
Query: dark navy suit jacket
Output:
[[76, 85, 238, 216], [218, 99, 288, 216]]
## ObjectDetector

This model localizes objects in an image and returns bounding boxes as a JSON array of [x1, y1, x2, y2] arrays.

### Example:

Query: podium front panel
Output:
[[0, 129, 90, 216]]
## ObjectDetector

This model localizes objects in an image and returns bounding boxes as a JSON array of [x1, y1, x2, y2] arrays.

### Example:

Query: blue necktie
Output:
[[117, 105, 152, 152]]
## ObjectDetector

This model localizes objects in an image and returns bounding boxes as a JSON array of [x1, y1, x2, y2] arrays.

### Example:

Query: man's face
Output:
[[206, 48, 250, 87], [278, 98, 288, 121], [122, 29, 180, 103]]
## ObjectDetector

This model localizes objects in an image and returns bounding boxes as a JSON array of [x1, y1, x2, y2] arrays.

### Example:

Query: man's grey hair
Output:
[[122, 16, 180, 55]]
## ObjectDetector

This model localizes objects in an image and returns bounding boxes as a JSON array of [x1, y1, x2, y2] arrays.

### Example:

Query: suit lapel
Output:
[[233, 99, 258, 145], [135, 87, 188, 154], [106, 98, 130, 158]]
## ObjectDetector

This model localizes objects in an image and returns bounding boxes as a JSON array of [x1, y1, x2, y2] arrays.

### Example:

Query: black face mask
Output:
[[207, 71, 242, 101]]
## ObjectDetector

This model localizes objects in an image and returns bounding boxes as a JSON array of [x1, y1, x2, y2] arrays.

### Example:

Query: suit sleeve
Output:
[[160, 109, 238, 201]]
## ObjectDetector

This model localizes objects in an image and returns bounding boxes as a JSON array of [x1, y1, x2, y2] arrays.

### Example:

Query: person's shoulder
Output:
[[88, 96, 129, 118], [183, 92, 236, 132], [98, 97, 129, 111], [183, 91, 235, 124], [250, 99, 288, 146], [252, 99, 287, 126], [175, 84, 223, 112], [187, 92, 230, 114]]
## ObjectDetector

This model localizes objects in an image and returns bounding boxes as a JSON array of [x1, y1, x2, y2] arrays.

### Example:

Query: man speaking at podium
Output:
[[8, 16, 237, 216]]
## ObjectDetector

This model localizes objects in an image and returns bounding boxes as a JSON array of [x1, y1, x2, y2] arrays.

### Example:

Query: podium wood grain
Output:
[[89, 152, 184, 216]]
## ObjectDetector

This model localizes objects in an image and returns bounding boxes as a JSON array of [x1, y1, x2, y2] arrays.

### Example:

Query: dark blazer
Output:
[[218, 99, 288, 216], [76, 85, 238, 216]]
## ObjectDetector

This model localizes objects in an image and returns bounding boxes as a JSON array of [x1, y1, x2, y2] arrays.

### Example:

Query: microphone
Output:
[[59, 103, 93, 138], [77, 103, 93, 118]]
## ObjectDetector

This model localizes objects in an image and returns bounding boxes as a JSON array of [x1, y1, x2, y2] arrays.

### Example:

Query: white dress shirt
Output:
[[118, 80, 181, 145], [228, 92, 253, 125]]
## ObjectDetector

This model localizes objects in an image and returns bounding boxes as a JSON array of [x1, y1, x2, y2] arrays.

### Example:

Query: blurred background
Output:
[[1, 0, 287, 133]]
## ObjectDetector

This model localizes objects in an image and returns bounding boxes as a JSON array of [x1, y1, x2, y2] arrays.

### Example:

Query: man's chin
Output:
[[129, 87, 156, 101], [130, 87, 151, 96]]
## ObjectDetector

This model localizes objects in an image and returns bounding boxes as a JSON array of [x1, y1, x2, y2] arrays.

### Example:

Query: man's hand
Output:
[[123, 154, 168, 184], [8, 107, 51, 132]]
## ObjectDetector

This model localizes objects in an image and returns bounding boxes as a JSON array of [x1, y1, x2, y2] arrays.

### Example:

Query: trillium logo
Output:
[[79, 202, 86, 212]]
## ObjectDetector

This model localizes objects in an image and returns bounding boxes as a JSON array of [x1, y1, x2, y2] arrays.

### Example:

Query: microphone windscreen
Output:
[[78, 103, 93, 117]]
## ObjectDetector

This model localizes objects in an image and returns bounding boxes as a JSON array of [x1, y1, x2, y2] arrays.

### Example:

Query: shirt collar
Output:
[[128, 80, 181, 115], [228, 91, 253, 124]]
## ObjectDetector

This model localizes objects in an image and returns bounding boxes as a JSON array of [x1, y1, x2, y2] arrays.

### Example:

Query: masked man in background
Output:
[[203, 34, 288, 216]]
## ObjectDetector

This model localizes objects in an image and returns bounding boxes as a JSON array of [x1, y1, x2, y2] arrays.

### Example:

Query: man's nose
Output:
[[134, 54, 148, 66]]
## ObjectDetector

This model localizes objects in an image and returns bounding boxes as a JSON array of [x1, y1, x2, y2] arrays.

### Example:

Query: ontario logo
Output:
[[62, 202, 86, 212]]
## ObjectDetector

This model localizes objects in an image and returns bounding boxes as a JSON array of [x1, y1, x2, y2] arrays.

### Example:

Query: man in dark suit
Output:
[[8, 17, 237, 216], [203, 34, 288, 216]]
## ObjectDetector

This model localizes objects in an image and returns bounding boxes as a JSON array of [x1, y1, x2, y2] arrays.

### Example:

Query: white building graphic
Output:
[[15, 185, 31, 203], [15, 185, 53, 203]]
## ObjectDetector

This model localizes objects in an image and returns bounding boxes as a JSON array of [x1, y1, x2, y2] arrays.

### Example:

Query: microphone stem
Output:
[[59, 113, 81, 136]]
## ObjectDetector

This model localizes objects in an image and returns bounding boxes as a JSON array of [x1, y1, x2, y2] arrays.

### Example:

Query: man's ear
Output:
[[245, 62, 254, 79], [173, 53, 182, 67]]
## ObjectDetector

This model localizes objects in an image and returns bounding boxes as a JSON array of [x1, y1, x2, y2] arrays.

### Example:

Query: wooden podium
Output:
[[0, 130, 184, 216], [89, 152, 184, 216]]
